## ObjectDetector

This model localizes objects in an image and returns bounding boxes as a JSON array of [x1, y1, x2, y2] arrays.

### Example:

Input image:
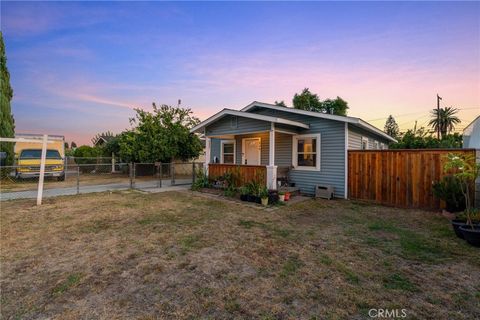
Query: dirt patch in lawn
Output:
[[1, 191, 479, 319]]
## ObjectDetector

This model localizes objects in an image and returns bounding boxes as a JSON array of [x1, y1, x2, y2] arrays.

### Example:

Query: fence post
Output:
[[111, 153, 115, 173], [171, 163, 175, 186], [157, 163, 162, 188], [76, 166, 80, 195], [129, 163, 133, 189], [65, 157, 68, 181], [192, 162, 196, 184]]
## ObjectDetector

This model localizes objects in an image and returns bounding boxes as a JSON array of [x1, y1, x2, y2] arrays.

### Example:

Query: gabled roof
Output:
[[463, 115, 480, 135], [242, 101, 397, 142], [190, 108, 310, 133]]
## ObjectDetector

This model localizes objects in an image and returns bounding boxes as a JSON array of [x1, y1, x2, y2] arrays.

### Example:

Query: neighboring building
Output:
[[190, 101, 396, 198], [463, 115, 480, 149], [93, 135, 115, 147]]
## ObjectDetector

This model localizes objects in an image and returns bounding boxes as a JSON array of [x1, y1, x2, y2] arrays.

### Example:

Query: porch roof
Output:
[[190, 108, 310, 134]]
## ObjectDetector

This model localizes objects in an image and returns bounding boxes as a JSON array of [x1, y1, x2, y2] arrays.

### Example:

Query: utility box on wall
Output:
[[315, 185, 334, 200]]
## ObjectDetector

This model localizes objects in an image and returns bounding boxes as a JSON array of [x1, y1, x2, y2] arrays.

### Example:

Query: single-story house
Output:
[[190, 101, 396, 198]]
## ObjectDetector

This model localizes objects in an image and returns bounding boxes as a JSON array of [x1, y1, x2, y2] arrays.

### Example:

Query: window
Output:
[[374, 141, 379, 150], [221, 140, 236, 164], [361, 137, 369, 150], [20, 149, 62, 159], [292, 134, 321, 171]]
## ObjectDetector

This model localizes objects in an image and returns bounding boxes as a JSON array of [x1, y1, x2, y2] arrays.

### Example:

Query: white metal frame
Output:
[[0, 135, 54, 205], [292, 133, 321, 171], [220, 139, 236, 164], [241, 137, 261, 165]]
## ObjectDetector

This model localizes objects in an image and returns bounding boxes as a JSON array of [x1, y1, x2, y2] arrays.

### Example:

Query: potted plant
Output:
[[268, 190, 279, 205], [278, 191, 285, 202], [284, 191, 291, 201], [444, 153, 480, 247], [239, 186, 249, 201], [259, 187, 269, 206], [432, 175, 466, 213]]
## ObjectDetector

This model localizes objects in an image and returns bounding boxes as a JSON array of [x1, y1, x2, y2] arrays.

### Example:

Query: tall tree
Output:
[[321, 96, 349, 116], [0, 32, 15, 165], [70, 141, 77, 149], [292, 88, 322, 111], [384, 115, 399, 138], [428, 107, 461, 139], [292, 88, 348, 115]]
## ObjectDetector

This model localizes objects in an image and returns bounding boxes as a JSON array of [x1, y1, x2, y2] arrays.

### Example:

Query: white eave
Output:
[[242, 101, 397, 142], [190, 108, 310, 133]]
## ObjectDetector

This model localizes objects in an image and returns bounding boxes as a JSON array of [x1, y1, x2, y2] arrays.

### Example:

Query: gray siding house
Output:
[[191, 101, 396, 198]]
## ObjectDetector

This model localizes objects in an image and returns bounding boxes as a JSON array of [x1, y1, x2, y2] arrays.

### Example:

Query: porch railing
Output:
[[208, 164, 266, 187]]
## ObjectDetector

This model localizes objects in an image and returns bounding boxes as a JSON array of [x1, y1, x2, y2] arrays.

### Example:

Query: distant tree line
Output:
[[384, 106, 463, 149]]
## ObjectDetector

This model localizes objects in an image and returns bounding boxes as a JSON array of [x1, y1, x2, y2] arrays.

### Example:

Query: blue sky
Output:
[[2, 1, 479, 144]]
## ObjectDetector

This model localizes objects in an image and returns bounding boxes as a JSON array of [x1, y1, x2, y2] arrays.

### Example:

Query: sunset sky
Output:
[[1, 1, 479, 145]]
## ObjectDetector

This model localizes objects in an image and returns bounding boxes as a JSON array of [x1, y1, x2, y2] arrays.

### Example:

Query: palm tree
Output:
[[428, 107, 461, 139]]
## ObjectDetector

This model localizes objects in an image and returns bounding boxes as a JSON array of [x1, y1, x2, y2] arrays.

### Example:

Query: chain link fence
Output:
[[0, 161, 199, 202]]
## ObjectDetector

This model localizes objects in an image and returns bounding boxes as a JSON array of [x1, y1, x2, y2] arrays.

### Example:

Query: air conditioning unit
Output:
[[315, 185, 334, 200]]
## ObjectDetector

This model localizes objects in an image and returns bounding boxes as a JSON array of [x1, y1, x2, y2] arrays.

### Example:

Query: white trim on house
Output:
[[292, 133, 321, 171], [220, 139, 236, 164], [344, 122, 348, 199], [190, 108, 309, 133], [241, 137, 261, 165], [361, 137, 369, 150], [241, 101, 397, 143]]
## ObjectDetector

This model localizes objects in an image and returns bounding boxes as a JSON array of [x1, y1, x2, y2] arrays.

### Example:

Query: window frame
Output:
[[374, 141, 379, 150], [220, 139, 236, 164], [292, 133, 321, 171], [361, 137, 369, 150]]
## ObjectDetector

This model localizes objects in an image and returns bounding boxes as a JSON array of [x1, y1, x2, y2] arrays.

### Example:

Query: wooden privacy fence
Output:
[[208, 164, 266, 187], [348, 149, 477, 210]]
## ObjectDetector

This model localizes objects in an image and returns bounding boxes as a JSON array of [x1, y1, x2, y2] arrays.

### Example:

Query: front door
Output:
[[243, 138, 261, 165]]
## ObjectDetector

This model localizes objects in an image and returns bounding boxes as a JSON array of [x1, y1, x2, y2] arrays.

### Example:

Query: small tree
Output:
[[444, 153, 480, 227], [118, 103, 202, 163], [274, 100, 286, 107], [384, 115, 399, 139], [70, 141, 77, 149]]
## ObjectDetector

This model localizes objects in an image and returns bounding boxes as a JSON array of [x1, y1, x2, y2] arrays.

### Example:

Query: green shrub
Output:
[[192, 168, 210, 190], [432, 175, 465, 212]]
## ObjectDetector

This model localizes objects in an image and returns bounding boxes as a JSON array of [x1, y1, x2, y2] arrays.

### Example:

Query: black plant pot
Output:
[[246, 195, 255, 202], [240, 194, 248, 201], [459, 225, 480, 247], [451, 219, 468, 239], [255, 196, 261, 204]]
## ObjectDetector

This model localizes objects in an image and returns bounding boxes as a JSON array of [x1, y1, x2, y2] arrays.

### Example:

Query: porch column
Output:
[[204, 136, 211, 175], [267, 123, 278, 190]]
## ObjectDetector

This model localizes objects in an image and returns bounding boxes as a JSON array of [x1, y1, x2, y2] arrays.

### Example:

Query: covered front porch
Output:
[[204, 125, 307, 190]]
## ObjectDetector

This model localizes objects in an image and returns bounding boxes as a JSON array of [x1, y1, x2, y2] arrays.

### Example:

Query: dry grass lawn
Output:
[[1, 191, 479, 319]]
